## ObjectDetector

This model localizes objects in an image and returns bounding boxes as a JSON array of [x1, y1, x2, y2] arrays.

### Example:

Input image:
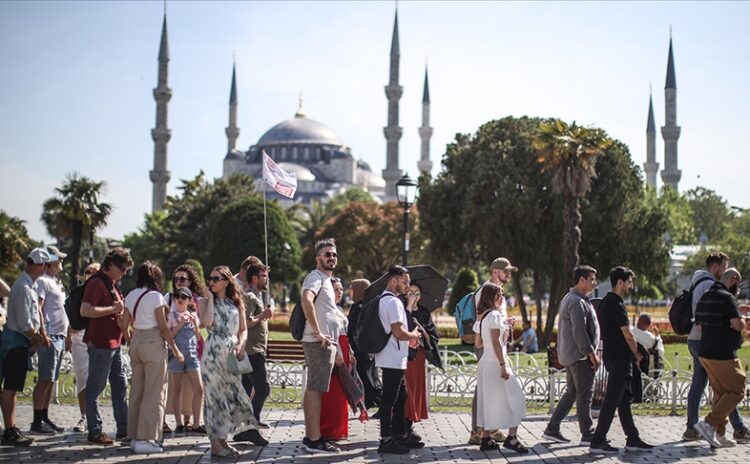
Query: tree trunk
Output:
[[69, 220, 83, 289], [513, 271, 528, 323], [562, 194, 582, 287], [541, 274, 565, 349], [533, 270, 544, 336]]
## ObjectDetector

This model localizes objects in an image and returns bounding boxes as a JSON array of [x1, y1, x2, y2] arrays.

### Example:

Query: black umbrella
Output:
[[363, 265, 449, 312]]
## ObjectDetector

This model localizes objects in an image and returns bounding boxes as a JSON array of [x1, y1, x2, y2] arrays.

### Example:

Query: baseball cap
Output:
[[27, 248, 51, 265], [46, 245, 67, 263], [491, 257, 518, 272], [173, 287, 193, 299]]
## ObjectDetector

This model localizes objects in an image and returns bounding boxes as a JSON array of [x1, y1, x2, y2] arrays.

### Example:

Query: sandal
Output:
[[503, 436, 529, 454], [211, 447, 234, 458]]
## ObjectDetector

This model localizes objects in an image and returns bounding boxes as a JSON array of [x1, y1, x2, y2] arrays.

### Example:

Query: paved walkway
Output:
[[1, 404, 749, 463]]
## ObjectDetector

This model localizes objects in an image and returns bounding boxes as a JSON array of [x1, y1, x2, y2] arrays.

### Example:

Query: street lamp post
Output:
[[395, 174, 418, 266]]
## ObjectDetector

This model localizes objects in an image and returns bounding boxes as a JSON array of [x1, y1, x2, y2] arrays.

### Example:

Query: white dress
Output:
[[476, 309, 526, 430]]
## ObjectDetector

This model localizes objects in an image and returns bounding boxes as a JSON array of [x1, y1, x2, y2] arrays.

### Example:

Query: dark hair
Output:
[[102, 247, 133, 272], [240, 255, 262, 272], [246, 262, 269, 282], [209, 265, 244, 312], [314, 238, 336, 254], [173, 263, 207, 297], [135, 261, 163, 291], [349, 279, 370, 303], [706, 251, 730, 268], [476, 283, 502, 316], [385, 265, 409, 281], [637, 313, 652, 327], [573, 265, 597, 286], [609, 266, 635, 287]]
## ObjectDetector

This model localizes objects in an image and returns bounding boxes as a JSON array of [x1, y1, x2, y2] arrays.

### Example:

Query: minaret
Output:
[[382, 10, 403, 199], [150, 13, 172, 212], [643, 89, 658, 188], [418, 66, 433, 175], [225, 62, 239, 153], [660, 34, 681, 190]]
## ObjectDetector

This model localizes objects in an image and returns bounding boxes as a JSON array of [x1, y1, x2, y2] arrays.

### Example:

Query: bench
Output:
[[266, 340, 305, 362]]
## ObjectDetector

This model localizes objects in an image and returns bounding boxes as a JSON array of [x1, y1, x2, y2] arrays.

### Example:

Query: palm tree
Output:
[[534, 119, 611, 285], [41, 173, 112, 288], [0, 211, 33, 278]]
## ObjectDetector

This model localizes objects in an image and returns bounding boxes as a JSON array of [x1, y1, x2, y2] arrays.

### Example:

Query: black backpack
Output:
[[289, 281, 324, 341], [354, 293, 392, 354], [64, 274, 112, 331], [668, 276, 713, 335]]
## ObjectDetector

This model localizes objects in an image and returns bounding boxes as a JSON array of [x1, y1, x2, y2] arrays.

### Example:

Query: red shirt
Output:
[[82, 272, 124, 349]]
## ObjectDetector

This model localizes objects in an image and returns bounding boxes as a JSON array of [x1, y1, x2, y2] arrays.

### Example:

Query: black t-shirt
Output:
[[696, 283, 742, 360], [596, 292, 632, 362]]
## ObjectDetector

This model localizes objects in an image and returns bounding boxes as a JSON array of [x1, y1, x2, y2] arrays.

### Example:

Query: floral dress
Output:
[[201, 298, 257, 439]]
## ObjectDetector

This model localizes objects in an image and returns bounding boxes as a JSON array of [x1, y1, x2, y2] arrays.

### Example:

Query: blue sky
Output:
[[1, 1, 748, 241]]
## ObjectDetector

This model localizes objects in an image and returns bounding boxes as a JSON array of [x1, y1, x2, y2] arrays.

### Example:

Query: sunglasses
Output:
[[321, 251, 338, 258], [174, 276, 190, 283], [207, 276, 226, 283], [172, 294, 190, 301]]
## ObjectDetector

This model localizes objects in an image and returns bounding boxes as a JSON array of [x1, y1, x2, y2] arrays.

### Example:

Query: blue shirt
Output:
[[520, 327, 538, 353], [6, 272, 40, 337]]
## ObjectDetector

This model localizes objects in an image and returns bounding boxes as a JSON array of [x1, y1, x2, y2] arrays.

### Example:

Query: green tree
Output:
[[447, 267, 479, 316], [534, 120, 611, 286], [0, 211, 35, 281], [685, 187, 732, 243], [41, 174, 112, 288], [659, 186, 694, 245]]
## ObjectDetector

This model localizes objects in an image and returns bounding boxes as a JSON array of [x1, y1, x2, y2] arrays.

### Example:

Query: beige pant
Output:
[[127, 328, 168, 441], [700, 357, 747, 435]]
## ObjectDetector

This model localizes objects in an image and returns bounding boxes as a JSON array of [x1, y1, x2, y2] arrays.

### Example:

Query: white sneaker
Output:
[[132, 440, 163, 454], [717, 434, 736, 448], [693, 420, 721, 448], [73, 416, 87, 433]]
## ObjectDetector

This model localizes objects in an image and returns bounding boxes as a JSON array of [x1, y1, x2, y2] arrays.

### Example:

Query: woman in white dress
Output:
[[475, 283, 528, 453]]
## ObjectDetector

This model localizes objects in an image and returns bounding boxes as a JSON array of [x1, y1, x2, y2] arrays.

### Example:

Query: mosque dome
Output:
[[256, 100, 345, 147], [277, 162, 316, 182]]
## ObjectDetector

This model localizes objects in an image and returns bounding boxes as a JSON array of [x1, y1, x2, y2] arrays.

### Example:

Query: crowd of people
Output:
[[0, 242, 748, 457]]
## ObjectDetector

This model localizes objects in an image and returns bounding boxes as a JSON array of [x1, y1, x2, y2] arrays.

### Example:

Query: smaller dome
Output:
[[357, 169, 386, 189], [277, 162, 316, 182], [225, 148, 244, 160]]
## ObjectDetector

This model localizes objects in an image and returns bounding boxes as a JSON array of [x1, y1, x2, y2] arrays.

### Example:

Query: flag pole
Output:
[[262, 184, 270, 307]]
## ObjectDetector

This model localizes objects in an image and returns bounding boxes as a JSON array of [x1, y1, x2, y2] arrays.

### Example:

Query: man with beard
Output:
[[589, 267, 654, 454], [300, 239, 341, 453], [234, 262, 272, 446]]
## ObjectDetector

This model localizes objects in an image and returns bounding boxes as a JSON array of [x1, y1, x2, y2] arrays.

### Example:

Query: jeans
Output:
[[241, 352, 270, 422], [85, 344, 128, 437], [686, 340, 744, 430], [380, 368, 407, 439], [592, 361, 639, 443], [547, 359, 596, 436]]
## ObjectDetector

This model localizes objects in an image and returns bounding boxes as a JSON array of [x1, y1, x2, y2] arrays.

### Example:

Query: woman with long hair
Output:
[[346, 279, 381, 411], [120, 261, 183, 454], [199, 266, 259, 458], [475, 283, 528, 453], [165, 264, 206, 434]]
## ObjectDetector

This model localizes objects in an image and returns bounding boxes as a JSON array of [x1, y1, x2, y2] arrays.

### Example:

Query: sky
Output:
[[1, 1, 749, 243]]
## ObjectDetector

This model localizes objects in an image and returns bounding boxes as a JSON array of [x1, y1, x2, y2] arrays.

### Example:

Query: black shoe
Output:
[[115, 431, 128, 441], [542, 428, 570, 443], [257, 421, 270, 429], [162, 422, 172, 434], [234, 429, 268, 446], [42, 419, 65, 433], [303, 437, 341, 453], [29, 422, 56, 435], [406, 430, 422, 442], [480, 437, 499, 451], [398, 434, 425, 449], [2, 427, 33, 447], [580, 434, 594, 444], [589, 440, 619, 454], [377, 439, 409, 454], [625, 437, 654, 451], [503, 436, 529, 454], [174, 425, 186, 434]]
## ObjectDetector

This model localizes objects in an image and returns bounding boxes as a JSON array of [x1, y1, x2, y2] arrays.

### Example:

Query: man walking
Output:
[[683, 252, 750, 443], [81, 247, 133, 445], [375, 265, 422, 455], [589, 266, 654, 454], [0, 248, 50, 446], [300, 239, 340, 453], [30, 246, 69, 435], [693, 268, 749, 448], [542, 265, 600, 444], [235, 262, 272, 446]]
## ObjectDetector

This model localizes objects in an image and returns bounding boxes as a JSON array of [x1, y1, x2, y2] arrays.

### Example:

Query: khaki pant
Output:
[[127, 328, 168, 441], [699, 357, 747, 435]]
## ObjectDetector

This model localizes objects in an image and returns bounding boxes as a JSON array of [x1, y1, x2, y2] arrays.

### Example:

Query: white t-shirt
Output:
[[633, 327, 665, 357], [124, 288, 167, 330], [301, 269, 339, 342], [34, 274, 68, 335], [374, 291, 409, 370]]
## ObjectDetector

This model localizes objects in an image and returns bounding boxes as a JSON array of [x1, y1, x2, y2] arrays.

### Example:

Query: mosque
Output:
[[147, 10, 679, 212]]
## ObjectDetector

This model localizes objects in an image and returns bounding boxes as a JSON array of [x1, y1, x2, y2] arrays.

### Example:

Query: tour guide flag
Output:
[[262, 150, 297, 199]]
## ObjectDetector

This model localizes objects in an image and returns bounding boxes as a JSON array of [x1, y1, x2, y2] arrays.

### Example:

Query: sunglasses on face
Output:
[[172, 294, 190, 301], [208, 276, 226, 283], [321, 251, 338, 258], [174, 276, 189, 283]]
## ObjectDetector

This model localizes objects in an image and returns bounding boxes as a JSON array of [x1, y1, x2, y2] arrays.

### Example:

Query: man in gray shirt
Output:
[[543, 265, 600, 444]]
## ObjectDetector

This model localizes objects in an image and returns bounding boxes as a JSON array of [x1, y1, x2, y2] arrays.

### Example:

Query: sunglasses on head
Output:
[[208, 276, 226, 283], [174, 276, 189, 283], [322, 251, 338, 258], [172, 294, 190, 301]]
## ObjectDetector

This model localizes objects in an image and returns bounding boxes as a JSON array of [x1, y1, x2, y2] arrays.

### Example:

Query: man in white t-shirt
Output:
[[31, 246, 69, 435], [375, 265, 422, 455], [300, 239, 341, 454]]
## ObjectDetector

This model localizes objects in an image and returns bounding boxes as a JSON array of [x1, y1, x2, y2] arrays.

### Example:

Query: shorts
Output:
[[302, 341, 336, 392], [168, 352, 200, 373], [70, 331, 89, 394], [1, 346, 30, 391], [37, 334, 66, 382]]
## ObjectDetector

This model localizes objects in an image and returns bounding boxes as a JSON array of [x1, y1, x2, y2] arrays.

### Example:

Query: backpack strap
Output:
[[690, 276, 714, 292], [131, 289, 154, 324], [379, 291, 400, 349]]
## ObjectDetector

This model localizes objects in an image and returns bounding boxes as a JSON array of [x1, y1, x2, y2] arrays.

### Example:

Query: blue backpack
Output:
[[454, 288, 480, 338]]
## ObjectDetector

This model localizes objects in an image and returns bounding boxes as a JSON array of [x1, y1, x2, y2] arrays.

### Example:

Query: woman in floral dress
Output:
[[199, 265, 258, 458]]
